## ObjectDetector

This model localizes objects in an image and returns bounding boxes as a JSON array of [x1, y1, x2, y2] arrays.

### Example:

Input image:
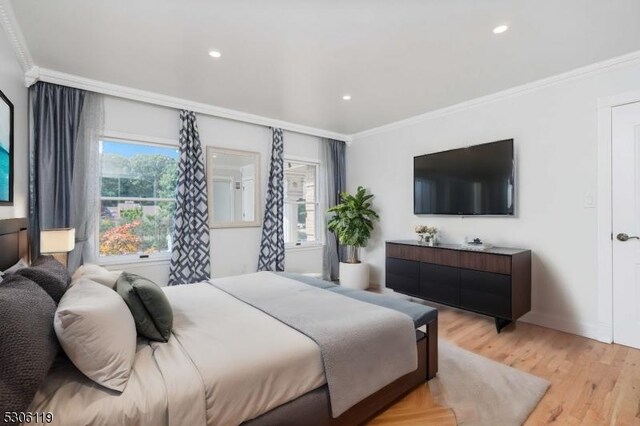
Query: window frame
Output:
[[283, 156, 323, 249], [97, 133, 179, 265]]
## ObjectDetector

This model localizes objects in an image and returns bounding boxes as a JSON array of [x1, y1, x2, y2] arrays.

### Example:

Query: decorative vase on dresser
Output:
[[385, 240, 531, 333]]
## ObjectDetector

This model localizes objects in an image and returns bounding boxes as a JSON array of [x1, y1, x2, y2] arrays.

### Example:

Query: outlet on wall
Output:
[[584, 192, 596, 208]]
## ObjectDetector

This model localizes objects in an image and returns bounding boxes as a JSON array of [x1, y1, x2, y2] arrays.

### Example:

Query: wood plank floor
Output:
[[369, 305, 640, 425]]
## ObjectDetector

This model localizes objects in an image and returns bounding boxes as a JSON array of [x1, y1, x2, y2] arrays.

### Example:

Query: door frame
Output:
[[597, 89, 640, 344]]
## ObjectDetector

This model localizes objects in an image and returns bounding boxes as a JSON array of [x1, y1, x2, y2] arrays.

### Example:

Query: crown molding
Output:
[[24, 65, 39, 86], [0, 0, 34, 73], [26, 67, 351, 143], [351, 49, 640, 141]]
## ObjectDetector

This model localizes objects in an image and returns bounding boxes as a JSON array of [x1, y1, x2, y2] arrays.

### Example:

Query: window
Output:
[[99, 139, 179, 260], [284, 160, 320, 246]]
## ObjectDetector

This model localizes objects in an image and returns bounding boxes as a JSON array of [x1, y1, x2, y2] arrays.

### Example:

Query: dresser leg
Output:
[[495, 318, 512, 333]]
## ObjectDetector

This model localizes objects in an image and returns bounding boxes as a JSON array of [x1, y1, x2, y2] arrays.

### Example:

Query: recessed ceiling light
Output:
[[342, 94, 352, 101], [208, 50, 222, 58], [493, 25, 509, 34]]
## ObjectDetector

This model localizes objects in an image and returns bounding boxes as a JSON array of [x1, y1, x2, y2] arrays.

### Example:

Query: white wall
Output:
[[347, 60, 640, 340], [101, 96, 323, 284], [0, 29, 27, 219]]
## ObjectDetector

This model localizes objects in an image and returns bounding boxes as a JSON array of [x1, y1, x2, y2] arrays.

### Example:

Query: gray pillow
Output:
[[116, 272, 173, 342], [0, 275, 59, 416], [3, 259, 29, 275], [16, 256, 71, 303], [0, 259, 30, 284]]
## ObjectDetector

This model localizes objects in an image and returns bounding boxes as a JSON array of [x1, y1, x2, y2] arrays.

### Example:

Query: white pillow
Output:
[[71, 264, 122, 289], [54, 278, 137, 392]]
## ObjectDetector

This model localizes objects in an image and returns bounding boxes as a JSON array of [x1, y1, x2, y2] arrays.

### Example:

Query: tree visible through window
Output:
[[99, 140, 179, 258]]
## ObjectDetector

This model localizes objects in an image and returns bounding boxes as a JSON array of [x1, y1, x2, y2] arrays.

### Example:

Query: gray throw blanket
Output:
[[209, 272, 417, 417]]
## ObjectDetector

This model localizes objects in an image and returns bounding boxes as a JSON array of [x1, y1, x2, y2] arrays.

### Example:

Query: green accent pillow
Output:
[[116, 272, 173, 342]]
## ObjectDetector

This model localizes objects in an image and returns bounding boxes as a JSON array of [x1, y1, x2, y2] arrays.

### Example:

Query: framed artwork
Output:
[[0, 89, 13, 206]]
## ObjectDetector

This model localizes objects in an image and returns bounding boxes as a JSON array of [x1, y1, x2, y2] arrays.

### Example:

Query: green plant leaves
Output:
[[327, 186, 379, 260]]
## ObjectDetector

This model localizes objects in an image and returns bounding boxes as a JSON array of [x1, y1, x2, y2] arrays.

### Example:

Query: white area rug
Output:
[[429, 340, 550, 426]]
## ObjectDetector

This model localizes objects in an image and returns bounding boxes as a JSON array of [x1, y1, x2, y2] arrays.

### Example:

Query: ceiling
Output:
[[10, 0, 640, 134]]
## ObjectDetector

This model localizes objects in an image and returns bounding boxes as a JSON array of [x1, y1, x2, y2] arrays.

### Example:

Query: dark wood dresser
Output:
[[386, 240, 531, 332]]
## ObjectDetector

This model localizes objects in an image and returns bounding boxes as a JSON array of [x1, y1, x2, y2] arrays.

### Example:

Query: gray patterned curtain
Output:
[[168, 110, 211, 285], [257, 128, 285, 272], [322, 139, 346, 281]]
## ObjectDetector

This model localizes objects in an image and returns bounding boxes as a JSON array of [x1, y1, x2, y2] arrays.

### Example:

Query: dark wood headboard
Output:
[[0, 218, 28, 270]]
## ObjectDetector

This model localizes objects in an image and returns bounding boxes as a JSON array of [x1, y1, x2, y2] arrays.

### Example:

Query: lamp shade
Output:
[[40, 228, 76, 254]]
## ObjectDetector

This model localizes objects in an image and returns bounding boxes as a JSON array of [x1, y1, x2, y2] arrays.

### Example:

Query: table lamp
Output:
[[40, 228, 76, 266]]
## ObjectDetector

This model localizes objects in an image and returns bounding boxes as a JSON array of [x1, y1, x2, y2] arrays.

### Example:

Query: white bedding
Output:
[[29, 283, 326, 426]]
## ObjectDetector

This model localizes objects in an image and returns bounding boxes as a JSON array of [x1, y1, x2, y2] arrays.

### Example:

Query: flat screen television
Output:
[[414, 139, 514, 215]]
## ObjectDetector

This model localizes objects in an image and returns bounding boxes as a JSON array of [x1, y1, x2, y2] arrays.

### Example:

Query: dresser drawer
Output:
[[386, 258, 420, 296], [386, 243, 421, 262], [460, 269, 511, 318], [460, 252, 511, 274], [420, 248, 460, 268], [420, 263, 460, 306]]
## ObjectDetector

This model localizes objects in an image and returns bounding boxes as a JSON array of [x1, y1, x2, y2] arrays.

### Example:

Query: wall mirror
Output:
[[206, 147, 261, 228]]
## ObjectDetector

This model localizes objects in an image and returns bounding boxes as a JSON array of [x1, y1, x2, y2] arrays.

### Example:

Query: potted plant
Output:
[[327, 186, 379, 289]]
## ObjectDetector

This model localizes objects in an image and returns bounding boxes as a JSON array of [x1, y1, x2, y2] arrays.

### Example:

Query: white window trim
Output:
[[286, 242, 325, 252], [99, 253, 172, 266], [97, 134, 179, 264], [101, 196, 175, 203], [283, 156, 324, 249], [101, 131, 178, 148]]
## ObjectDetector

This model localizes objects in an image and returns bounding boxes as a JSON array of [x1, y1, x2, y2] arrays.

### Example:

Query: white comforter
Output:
[[29, 283, 326, 426]]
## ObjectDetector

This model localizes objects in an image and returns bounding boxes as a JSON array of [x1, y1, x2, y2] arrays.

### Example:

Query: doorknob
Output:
[[617, 233, 640, 241]]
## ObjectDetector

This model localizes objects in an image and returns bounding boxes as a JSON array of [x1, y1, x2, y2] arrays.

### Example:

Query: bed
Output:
[[0, 218, 438, 426]]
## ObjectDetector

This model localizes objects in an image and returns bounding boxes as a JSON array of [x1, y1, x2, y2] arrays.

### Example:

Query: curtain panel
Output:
[[168, 110, 211, 285], [29, 82, 103, 268], [69, 93, 103, 271], [257, 128, 285, 272], [322, 139, 346, 281]]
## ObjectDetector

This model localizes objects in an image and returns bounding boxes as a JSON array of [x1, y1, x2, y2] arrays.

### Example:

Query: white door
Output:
[[613, 101, 640, 349]]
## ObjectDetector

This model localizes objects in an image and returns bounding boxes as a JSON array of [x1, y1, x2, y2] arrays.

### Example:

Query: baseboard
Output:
[[519, 311, 601, 342], [597, 322, 613, 344]]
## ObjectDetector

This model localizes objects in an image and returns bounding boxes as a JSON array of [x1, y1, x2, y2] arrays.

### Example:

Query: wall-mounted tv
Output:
[[414, 139, 514, 215]]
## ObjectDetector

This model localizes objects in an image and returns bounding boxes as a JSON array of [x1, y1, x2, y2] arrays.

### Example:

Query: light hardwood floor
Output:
[[369, 305, 640, 425]]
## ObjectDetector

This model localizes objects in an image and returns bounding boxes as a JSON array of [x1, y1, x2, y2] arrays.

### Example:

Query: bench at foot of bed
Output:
[[244, 317, 438, 426], [323, 317, 438, 425]]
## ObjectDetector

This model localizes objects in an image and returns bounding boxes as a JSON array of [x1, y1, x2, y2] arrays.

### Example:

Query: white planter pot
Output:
[[339, 262, 370, 290]]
